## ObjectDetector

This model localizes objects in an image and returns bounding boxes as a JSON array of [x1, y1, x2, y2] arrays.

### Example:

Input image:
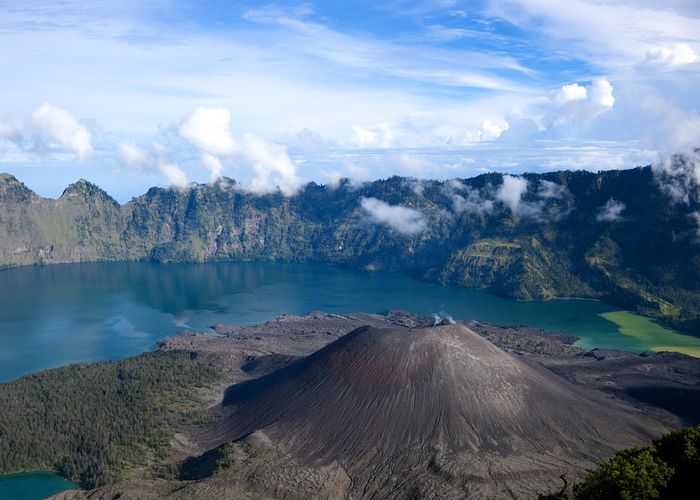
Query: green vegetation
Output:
[[440, 237, 593, 300], [541, 426, 700, 499], [178, 441, 240, 481], [2, 165, 700, 333], [0, 351, 223, 488], [600, 311, 700, 357], [213, 442, 238, 472]]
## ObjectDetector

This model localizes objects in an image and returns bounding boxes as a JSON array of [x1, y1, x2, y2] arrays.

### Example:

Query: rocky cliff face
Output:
[[1, 166, 700, 331]]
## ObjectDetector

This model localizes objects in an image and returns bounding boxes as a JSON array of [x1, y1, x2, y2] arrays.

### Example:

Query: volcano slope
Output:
[[191, 323, 664, 499], [54, 321, 671, 500]]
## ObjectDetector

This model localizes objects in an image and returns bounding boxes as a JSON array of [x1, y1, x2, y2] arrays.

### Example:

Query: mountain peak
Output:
[[0, 173, 38, 202], [60, 179, 119, 205]]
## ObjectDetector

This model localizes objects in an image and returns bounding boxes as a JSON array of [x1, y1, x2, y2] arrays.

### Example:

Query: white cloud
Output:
[[241, 133, 303, 196], [361, 197, 427, 235], [321, 170, 343, 188], [496, 174, 528, 213], [551, 79, 615, 126], [590, 79, 615, 109], [643, 44, 698, 70], [424, 25, 485, 42], [486, 0, 700, 70], [345, 161, 372, 185], [0, 121, 22, 141], [462, 120, 509, 145], [179, 107, 237, 156], [640, 94, 700, 154], [388, 153, 436, 176], [537, 180, 568, 199], [117, 142, 148, 170], [596, 198, 626, 221], [201, 153, 224, 181], [446, 180, 494, 214], [177, 107, 302, 193], [351, 123, 393, 148], [158, 162, 189, 188], [352, 125, 376, 147], [285, 128, 336, 154], [243, 6, 532, 91], [554, 83, 588, 104], [30, 103, 93, 159], [496, 174, 552, 218], [411, 179, 426, 196], [652, 152, 700, 204]]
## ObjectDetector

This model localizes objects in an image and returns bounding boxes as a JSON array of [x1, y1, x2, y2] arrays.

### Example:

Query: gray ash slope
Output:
[[53, 314, 689, 500], [199, 323, 664, 498]]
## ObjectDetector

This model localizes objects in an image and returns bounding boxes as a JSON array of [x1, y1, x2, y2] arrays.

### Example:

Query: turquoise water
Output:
[[0, 471, 76, 499], [0, 261, 696, 384]]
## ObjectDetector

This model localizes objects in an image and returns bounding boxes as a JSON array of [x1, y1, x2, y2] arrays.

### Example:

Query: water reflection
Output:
[[0, 261, 696, 382]]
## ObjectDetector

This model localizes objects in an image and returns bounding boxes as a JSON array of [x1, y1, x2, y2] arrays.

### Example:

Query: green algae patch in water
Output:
[[0, 471, 77, 500], [600, 311, 700, 358]]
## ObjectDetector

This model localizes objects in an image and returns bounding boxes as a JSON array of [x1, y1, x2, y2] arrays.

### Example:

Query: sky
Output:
[[0, 0, 699, 202]]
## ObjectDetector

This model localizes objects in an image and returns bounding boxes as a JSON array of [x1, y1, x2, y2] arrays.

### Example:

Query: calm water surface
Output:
[[0, 471, 76, 499], [1, 261, 698, 384]]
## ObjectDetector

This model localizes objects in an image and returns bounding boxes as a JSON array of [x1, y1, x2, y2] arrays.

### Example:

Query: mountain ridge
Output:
[[1, 165, 699, 333]]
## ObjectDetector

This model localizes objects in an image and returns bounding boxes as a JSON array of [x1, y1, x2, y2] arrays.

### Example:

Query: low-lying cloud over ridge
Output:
[[361, 197, 427, 235], [444, 179, 494, 214], [597, 198, 626, 222], [157, 162, 189, 189], [178, 107, 302, 195], [652, 151, 700, 204], [495, 175, 546, 218]]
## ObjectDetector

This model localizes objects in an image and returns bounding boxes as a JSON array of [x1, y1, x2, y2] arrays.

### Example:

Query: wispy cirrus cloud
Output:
[[485, 0, 700, 69]]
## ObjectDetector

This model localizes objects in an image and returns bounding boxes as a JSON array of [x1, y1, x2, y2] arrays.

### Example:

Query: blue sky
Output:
[[1, 0, 699, 201]]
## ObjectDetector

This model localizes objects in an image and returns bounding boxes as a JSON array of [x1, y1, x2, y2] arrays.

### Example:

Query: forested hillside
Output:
[[0, 352, 222, 487]]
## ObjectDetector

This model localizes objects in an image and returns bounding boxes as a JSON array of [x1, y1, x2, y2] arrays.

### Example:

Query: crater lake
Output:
[[2, 260, 700, 383]]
